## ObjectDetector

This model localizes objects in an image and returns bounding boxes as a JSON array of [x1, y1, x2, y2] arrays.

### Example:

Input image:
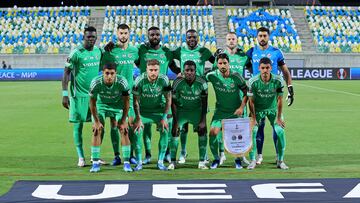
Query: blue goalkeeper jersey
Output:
[[246, 45, 285, 75]]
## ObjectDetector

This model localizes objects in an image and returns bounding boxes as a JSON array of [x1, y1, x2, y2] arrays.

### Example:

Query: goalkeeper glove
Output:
[[286, 85, 294, 106], [214, 48, 224, 58]]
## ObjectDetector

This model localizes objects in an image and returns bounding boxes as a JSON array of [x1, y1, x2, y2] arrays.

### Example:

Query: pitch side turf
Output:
[[0, 80, 359, 196]]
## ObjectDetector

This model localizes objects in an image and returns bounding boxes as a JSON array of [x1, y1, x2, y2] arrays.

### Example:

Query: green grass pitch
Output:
[[0, 80, 359, 195]]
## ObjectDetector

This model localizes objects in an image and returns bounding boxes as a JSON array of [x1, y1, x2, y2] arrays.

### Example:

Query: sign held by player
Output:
[[222, 117, 252, 156]]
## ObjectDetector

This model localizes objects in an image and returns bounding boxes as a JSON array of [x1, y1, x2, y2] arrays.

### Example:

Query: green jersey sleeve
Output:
[[132, 75, 143, 96], [65, 49, 78, 70], [172, 77, 183, 99], [89, 77, 100, 99], [118, 75, 131, 96], [275, 75, 285, 97], [159, 74, 172, 92], [232, 71, 247, 91]]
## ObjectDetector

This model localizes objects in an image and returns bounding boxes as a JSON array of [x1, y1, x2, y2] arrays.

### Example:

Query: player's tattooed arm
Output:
[[61, 67, 71, 109], [133, 94, 143, 132]]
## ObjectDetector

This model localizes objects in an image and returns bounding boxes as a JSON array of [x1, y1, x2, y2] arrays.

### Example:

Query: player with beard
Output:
[[135, 27, 180, 165], [212, 32, 250, 166], [101, 24, 139, 166], [206, 53, 248, 169], [172, 29, 215, 164], [246, 27, 294, 165]]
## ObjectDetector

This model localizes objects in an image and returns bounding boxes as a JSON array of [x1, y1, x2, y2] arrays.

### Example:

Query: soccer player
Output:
[[213, 32, 249, 75], [168, 60, 208, 170], [88, 63, 132, 172], [172, 29, 214, 164], [206, 53, 248, 169], [101, 23, 139, 166], [247, 57, 289, 170], [62, 26, 101, 167], [246, 27, 294, 165], [212, 32, 250, 165], [132, 59, 172, 171], [136, 26, 179, 164]]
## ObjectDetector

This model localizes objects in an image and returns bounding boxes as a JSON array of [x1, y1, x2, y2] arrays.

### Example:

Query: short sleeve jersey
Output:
[[89, 75, 130, 108], [206, 69, 247, 113], [173, 46, 212, 76], [133, 73, 171, 113], [137, 44, 174, 75], [65, 45, 102, 97], [247, 73, 285, 112], [213, 49, 249, 76], [172, 76, 208, 111], [246, 45, 285, 75], [100, 44, 139, 88]]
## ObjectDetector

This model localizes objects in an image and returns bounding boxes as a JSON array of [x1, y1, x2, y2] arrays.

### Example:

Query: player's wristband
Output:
[[162, 114, 168, 121], [287, 85, 294, 96], [62, 90, 69, 97]]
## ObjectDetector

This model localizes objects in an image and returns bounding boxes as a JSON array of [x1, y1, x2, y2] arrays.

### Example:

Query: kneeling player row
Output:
[[88, 55, 289, 172]]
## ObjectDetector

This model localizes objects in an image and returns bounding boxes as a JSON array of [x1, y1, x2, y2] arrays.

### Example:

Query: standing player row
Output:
[[61, 24, 294, 172]]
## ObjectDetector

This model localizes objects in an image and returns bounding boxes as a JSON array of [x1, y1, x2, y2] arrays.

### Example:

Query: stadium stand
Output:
[[0, 6, 91, 54], [101, 5, 217, 52], [305, 6, 360, 53], [227, 8, 302, 53]]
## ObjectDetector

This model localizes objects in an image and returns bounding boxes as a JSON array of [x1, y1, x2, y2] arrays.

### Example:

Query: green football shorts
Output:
[[69, 96, 91, 123]]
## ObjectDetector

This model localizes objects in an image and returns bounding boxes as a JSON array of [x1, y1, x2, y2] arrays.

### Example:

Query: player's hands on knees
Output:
[[118, 120, 128, 134], [286, 85, 294, 106], [133, 119, 144, 133], [198, 121, 207, 135], [276, 118, 285, 128], [93, 121, 103, 135], [234, 107, 244, 116], [62, 96, 69, 109], [104, 41, 115, 52], [160, 119, 169, 132]]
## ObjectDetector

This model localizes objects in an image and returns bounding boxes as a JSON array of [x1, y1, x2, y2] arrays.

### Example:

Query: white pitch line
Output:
[[291, 108, 359, 112], [295, 83, 360, 97]]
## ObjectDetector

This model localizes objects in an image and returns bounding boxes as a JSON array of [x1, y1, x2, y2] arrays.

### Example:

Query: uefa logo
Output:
[[336, 68, 347, 80]]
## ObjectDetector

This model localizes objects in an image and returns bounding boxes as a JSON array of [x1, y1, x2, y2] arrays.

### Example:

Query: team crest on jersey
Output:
[[230, 83, 235, 88], [157, 87, 162, 91], [267, 53, 271, 58], [128, 54, 132, 58], [160, 54, 165, 58], [194, 90, 200, 95]]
